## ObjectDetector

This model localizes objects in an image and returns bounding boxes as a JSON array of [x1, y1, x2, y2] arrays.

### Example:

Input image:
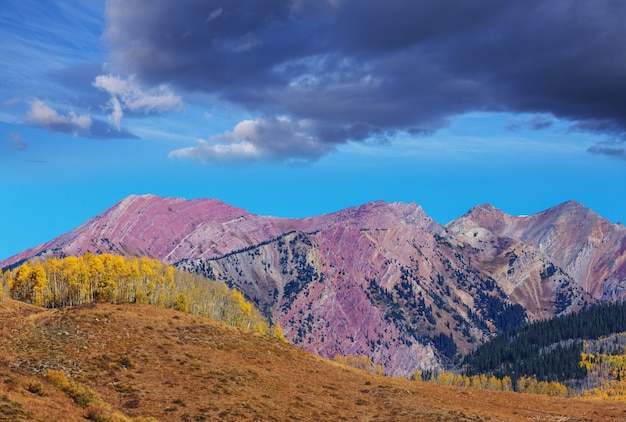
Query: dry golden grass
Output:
[[2, 298, 626, 421]]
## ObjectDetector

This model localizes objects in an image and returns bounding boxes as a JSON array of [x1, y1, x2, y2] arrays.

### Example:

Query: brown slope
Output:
[[2, 299, 626, 422]]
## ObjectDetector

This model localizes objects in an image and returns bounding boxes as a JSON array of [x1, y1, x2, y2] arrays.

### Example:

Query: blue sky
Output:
[[1, 0, 626, 261]]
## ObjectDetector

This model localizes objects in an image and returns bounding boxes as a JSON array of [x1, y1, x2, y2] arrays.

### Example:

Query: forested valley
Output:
[[462, 301, 626, 398]]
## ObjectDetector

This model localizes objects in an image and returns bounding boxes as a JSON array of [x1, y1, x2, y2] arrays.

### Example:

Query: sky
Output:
[[1, 0, 626, 261]]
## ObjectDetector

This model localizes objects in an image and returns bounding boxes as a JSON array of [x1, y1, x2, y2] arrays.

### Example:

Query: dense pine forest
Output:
[[462, 301, 626, 396]]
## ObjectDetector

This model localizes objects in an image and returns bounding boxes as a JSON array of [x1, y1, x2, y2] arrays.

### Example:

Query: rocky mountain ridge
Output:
[[2, 194, 625, 376]]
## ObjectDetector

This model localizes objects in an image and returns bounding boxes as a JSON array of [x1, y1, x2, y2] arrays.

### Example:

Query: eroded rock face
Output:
[[2, 195, 625, 376], [178, 224, 519, 377], [445, 201, 626, 305]]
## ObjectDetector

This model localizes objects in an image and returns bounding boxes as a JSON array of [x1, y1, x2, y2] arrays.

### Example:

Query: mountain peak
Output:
[[299, 199, 434, 233], [531, 200, 603, 228], [445, 203, 514, 235], [549, 200, 588, 213]]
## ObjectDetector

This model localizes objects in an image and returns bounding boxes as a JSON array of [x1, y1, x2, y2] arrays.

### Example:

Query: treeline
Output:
[[463, 301, 626, 384], [333, 354, 384, 375], [0, 254, 283, 338], [578, 333, 626, 399], [414, 370, 573, 397]]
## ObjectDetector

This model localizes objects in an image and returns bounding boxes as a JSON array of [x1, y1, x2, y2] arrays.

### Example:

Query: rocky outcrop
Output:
[[2, 194, 624, 377]]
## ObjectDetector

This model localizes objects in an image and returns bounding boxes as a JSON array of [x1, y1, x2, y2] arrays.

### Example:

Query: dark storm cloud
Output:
[[104, 0, 626, 162], [51, 63, 111, 108]]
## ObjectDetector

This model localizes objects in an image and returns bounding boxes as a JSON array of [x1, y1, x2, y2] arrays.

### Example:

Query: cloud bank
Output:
[[104, 0, 626, 163]]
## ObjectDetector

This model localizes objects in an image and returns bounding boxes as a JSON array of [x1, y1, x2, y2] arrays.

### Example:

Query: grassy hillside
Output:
[[2, 299, 626, 421]]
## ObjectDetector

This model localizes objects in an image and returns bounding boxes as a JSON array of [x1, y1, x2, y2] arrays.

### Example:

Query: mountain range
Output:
[[2, 194, 625, 377]]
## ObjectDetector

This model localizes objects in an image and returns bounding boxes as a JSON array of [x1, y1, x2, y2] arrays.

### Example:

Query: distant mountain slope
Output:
[[446, 201, 626, 304], [2, 194, 625, 376], [177, 222, 521, 376], [2, 300, 626, 422]]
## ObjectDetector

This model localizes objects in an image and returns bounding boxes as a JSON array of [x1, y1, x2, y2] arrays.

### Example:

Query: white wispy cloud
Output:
[[93, 74, 183, 130], [169, 139, 261, 164], [107, 97, 123, 131], [169, 116, 336, 165], [25, 98, 92, 134], [3, 98, 21, 107]]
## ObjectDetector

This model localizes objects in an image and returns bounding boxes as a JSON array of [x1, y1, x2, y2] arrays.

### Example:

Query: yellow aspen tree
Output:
[[0, 268, 13, 299], [269, 322, 284, 340], [61, 256, 80, 306], [126, 258, 141, 302], [76, 256, 91, 304], [97, 254, 118, 302], [173, 292, 189, 312], [112, 254, 128, 302], [139, 256, 156, 282], [68, 256, 91, 305], [164, 265, 177, 306], [347, 354, 356, 368], [488, 375, 502, 391], [10, 261, 33, 302], [546, 381, 568, 397], [516, 376, 529, 393], [84, 253, 103, 302], [470, 375, 481, 389], [536, 380, 548, 395], [43, 258, 63, 307], [478, 373, 490, 390], [501, 376, 513, 391], [454, 374, 470, 387], [30, 263, 49, 307], [232, 289, 254, 329], [529, 377, 540, 394], [436, 371, 455, 385]]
